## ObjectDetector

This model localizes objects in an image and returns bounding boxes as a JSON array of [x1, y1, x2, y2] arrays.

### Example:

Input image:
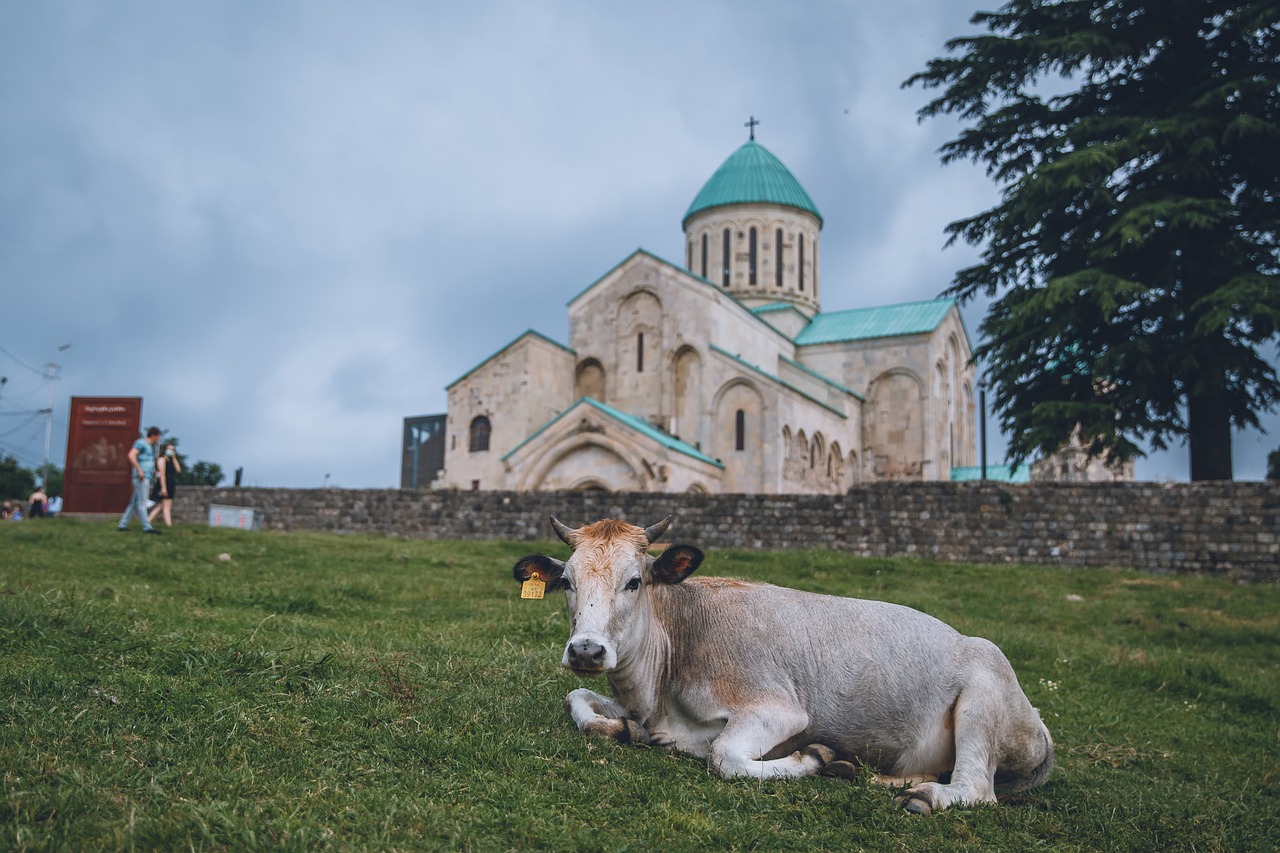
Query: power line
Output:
[[0, 345, 44, 376], [0, 439, 45, 467], [0, 412, 43, 438]]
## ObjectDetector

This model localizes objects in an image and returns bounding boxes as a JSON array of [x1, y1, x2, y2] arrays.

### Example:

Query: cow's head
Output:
[[513, 515, 703, 676]]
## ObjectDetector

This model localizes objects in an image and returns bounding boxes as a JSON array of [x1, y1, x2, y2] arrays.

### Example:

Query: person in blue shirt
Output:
[[117, 426, 162, 534]]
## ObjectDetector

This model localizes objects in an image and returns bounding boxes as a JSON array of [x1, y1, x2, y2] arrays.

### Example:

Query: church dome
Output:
[[683, 140, 823, 229]]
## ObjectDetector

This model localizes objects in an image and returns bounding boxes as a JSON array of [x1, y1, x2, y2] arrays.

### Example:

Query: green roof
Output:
[[951, 464, 1031, 483], [502, 397, 723, 469], [795, 299, 955, 346], [683, 141, 822, 227]]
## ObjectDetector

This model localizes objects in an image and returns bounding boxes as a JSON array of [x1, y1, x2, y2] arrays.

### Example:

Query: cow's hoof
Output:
[[820, 759, 861, 781], [896, 790, 936, 816], [619, 718, 651, 746], [800, 744, 836, 767]]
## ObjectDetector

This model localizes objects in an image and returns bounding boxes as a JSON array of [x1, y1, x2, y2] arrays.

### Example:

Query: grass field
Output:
[[2, 519, 1278, 852]]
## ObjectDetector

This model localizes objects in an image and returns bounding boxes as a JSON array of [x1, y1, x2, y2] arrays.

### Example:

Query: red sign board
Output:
[[63, 397, 142, 514]]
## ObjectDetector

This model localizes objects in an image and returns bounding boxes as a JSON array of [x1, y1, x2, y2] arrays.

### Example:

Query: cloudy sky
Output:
[[2, 0, 1275, 488]]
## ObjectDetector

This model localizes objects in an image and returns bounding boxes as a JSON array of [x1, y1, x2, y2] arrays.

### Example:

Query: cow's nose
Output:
[[567, 639, 607, 670]]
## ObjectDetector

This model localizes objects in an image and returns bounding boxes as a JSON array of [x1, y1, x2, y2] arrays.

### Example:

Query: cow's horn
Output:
[[549, 516, 577, 547], [643, 515, 673, 544]]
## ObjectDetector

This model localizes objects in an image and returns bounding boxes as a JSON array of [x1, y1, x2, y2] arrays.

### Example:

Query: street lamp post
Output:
[[978, 379, 988, 482], [42, 343, 72, 489]]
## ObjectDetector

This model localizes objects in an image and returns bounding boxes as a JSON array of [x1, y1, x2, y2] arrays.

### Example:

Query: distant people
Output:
[[1, 501, 13, 520], [148, 443, 182, 527], [47, 495, 63, 516], [117, 426, 162, 534], [28, 486, 48, 519]]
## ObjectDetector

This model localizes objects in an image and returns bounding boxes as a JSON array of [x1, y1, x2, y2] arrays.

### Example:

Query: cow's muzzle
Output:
[[564, 637, 611, 676]]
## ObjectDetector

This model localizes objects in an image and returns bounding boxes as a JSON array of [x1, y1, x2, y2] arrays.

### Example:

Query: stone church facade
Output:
[[438, 138, 976, 494]]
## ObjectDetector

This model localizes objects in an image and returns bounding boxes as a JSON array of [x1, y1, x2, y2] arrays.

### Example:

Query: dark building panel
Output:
[[402, 414, 446, 489]]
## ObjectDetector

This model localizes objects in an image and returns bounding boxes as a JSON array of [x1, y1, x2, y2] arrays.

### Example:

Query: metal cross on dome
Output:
[[744, 115, 760, 141]]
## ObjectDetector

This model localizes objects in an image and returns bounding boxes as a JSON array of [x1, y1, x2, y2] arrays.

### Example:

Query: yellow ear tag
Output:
[[521, 571, 546, 600]]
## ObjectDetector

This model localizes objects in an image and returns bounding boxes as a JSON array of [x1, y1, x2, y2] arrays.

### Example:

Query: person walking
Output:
[[118, 427, 162, 534], [147, 443, 182, 527]]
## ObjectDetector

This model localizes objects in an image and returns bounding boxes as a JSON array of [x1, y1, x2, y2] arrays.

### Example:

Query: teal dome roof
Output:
[[683, 140, 822, 228]]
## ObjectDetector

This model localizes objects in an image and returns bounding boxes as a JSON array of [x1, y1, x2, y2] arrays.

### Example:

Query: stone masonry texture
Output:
[[175, 482, 1279, 583]]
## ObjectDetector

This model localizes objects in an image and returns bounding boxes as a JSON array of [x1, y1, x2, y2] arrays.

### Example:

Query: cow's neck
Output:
[[607, 592, 671, 724]]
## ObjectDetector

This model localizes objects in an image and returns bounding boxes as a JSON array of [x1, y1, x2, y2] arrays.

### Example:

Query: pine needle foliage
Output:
[[907, 0, 1280, 480]]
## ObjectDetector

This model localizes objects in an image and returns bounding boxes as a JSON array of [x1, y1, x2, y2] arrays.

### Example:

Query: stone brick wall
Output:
[[174, 482, 1279, 582]]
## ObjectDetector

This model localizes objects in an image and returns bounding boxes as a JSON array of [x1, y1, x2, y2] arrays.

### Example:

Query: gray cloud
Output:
[[1, 0, 1274, 486]]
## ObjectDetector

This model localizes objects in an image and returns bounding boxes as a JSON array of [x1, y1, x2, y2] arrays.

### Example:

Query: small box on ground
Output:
[[208, 504, 261, 530]]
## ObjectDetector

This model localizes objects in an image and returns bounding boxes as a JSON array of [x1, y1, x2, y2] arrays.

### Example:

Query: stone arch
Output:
[[616, 289, 663, 414], [672, 346, 702, 443], [864, 368, 926, 480], [711, 379, 765, 492], [809, 432, 825, 471], [935, 359, 950, 475], [828, 440, 844, 491], [787, 428, 809, 488], [686, 482, 709, 494], [575, 358, 606, 402], [526, 439, 644, 492], [848, 449, 861, 485]]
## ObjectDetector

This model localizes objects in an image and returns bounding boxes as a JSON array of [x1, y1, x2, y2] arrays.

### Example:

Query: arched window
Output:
[[701, 232, 708, 279], [799, 235, 805, 292], [748, 228, 757, 284], [637, 332, 644, 372], [468, 416, 491, 453], [775, 229, 784, 287], [734, 409, 745, 451], [722, 228, 731, 286]]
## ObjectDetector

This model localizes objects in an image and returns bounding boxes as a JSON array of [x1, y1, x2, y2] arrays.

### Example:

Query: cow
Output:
[[512, 515, 1054, 815]]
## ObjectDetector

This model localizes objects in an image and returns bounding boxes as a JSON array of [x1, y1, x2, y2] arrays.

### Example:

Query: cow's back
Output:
[[649, 577, 991, 771]]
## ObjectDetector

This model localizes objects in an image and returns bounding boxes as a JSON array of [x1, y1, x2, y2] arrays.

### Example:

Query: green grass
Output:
[[1, 519, 1278, 852]]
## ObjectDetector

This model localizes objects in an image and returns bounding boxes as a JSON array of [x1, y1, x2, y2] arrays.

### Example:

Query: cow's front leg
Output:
[[708, 704, 833, 779], [564, 688, 652, 745]]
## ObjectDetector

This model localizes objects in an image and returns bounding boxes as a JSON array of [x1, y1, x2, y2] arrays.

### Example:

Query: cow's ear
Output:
[[650, 545, 703, 585], [513, 555, 565, 585]]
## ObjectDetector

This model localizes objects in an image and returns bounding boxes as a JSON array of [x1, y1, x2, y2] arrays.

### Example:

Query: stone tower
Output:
[[682, 138, 823, 320]]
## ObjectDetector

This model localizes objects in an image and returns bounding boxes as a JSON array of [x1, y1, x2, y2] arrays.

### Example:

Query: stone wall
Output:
[[174, 482, 1279, 582]]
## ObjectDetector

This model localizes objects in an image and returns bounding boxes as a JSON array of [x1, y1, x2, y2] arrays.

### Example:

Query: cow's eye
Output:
[[561, 578, 574, 592], [624, 577, 641, 592]]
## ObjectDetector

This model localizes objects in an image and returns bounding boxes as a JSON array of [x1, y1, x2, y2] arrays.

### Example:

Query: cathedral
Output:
[[436, 134, 976, 493]]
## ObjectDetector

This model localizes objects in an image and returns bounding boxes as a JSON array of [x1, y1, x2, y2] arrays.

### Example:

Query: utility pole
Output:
[[42, 343, 72, 489]]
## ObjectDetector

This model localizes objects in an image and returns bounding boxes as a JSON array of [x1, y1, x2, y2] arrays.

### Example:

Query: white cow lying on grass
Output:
[[513, 515, 1054, 815]]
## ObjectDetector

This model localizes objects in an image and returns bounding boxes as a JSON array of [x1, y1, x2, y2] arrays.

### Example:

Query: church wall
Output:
[[774, 395, 857, 494], [709, 379, 766, 492], [800, 336, 931, 479], [797, 308, 975, 482], [568, 254, 798, 444], [440, 335, 575, 491]]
